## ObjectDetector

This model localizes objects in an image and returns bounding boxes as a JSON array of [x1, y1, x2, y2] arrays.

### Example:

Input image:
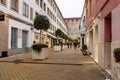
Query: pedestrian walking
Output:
[[73, 42, 77, 49], [67, 42, 70, 49], [69, 42, 72, 48]]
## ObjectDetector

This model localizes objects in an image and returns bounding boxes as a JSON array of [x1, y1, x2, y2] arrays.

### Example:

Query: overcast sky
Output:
[[55, 0, 85, 18]]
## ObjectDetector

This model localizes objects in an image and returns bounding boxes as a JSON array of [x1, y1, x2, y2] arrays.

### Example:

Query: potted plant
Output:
[[32, 44, 48, 60], [54, 29, 63, 51], [53, 43, 61, 51], [81, 44, 88, 55], [113, 48, 120, 63], [32, 15, 50, 60], [55, 29, 62, 43]]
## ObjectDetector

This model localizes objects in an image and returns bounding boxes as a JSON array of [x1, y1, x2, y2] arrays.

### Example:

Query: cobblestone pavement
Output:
[[0, 48, 106, 80]]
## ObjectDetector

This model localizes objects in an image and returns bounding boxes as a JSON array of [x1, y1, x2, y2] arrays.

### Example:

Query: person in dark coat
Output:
[[67, 42, 70, 49], [73, 42, 77, 49], [70, 42, 72, 48]]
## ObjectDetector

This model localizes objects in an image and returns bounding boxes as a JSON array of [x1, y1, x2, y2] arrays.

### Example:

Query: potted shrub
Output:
[[32, 15, 50, 60], [55, 29, 62, 43], [32, 44, 48, 60], [81, 44, 88, 55], [53, 43, 61, 51], [113, 48, 120, 63]]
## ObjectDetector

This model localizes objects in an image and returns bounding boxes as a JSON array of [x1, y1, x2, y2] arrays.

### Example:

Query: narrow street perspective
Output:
[[0, 0, 120, 80], [0, 49, 105, 80]]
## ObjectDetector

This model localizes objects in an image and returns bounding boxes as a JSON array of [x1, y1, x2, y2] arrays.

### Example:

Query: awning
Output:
[[47, 32, 57, 39]]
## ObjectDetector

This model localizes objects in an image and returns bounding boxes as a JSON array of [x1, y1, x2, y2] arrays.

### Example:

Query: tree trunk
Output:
[[40, 30, 42, 44], [57, 36, 59, 44]]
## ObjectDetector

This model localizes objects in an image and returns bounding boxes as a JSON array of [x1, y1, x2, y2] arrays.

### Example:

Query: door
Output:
[[22, 31, 28, 52]]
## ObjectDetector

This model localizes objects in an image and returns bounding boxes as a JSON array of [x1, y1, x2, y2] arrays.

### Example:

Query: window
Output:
[[30, 7, 33, 20], [23, 2, 29, 17], [35, 12, 39, 16], [11, 27, 18, 48], [11, 0, 18, 11], [0, 0, 6, 5], [90, 0, 92, 16], [44, 3, 46, 11], [36, 0, 39, 5], [40, 0, 42, 8], [55, 7, 56, 12], [47, 7, 49, 15]]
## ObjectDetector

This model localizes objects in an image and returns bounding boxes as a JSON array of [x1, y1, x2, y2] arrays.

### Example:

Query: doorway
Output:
[[95, 25, 98, 62], [104, 13, 112, 74], [22, 31, 28, 52]]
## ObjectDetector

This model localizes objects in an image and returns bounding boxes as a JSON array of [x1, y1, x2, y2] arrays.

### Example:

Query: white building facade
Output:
[[79, 3, 86, 48], [0, 0, 68, 56]]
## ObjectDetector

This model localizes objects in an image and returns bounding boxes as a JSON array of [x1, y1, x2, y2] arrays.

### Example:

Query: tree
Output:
[[55, 29, 62, 43], [34, 15, 50, 43], [55, 29, 62, 37]]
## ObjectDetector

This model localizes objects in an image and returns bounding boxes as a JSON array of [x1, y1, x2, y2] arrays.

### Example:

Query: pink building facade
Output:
[[85, 0, 120, 79]]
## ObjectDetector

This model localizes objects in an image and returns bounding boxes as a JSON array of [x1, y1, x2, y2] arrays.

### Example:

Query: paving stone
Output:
[[0, 48, 105, 80]]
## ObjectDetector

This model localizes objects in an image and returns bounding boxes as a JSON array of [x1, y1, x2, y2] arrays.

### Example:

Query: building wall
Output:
[[0, 0, 68, 55], [86, 0, 108, 27], [80, 3, 86, 48], [0, 15, 9, 56], [101, 0, 120, 19], [8, 18, 34, 55], [111, 4, 120, 80], [85, 0, 120, 79], [65, 18, 80, 39]]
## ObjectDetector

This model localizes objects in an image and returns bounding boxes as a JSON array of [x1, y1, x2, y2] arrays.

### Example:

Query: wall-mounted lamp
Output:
[[97, 16, 100, 19]]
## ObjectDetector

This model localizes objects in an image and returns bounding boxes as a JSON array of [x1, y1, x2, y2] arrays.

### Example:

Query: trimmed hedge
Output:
[[113, 48, 120, 63], [32, 44, 48, 52]]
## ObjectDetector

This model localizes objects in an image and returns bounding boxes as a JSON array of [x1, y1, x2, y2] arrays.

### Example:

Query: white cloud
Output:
[[55, 0, 85, 18]]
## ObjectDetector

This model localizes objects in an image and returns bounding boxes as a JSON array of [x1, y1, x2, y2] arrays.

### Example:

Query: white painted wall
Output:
[[8, 19, 34, 49], [80, 3, 86, 35], [0, 0, 68, 34], [0, 0, 68, 50]]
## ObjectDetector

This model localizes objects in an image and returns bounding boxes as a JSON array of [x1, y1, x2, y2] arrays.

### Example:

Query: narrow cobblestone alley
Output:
[[0, 49, 106, 80]]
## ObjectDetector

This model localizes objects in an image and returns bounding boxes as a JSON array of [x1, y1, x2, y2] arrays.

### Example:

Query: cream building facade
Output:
[[0, 0, 68, 56]]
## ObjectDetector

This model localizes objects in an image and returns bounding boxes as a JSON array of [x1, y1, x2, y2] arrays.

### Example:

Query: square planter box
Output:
[[117, 63, 120, 80], [32, 48, 48, 60], [53, 45, 61, 51]]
